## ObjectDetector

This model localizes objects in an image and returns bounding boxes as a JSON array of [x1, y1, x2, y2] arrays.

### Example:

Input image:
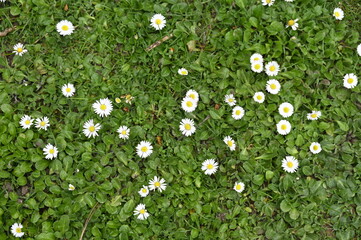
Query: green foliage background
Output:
[[0, 0, 360, 239]]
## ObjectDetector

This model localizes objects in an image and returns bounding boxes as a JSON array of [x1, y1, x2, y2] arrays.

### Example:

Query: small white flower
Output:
[[201, 159, 218, 175], [266, 79, 281, 94], [68, 184, 75, 191], [186, 90, 199, 102], [181, 97, 197, 112], [253, 92, 265, 103], [179, 118, 196, 136], [148, 176, 167, 192], [13, 43, 28, 56], [56, 20, 75, 36], [343, 73, 358, 89], [278, 102, 294, 118], [232, 106, 245, 120], [83, 119, 101, 138], [276, 120, 292, 135], [134, 204, 150, 220], [93, 98, 113, 117], [136, 141, 153, 158], [307, 111, 321, 120], [138, 185, 150, 197], [234, 182, 245, 193], [178, 68, 188, 75], [250, 53, 263, 63], [150, 14, 166, 30], [0, 0, 6, 2], [310, 142, 322, 154], [286, 19, 299, 30], [19, 115, 33, 129], [35, 117, 50, 130], [43, 143, 58, 159], [284, 0, 294, 2], [223, 136, 236, 151], [357, 44, 361, 56], [225, 94, 236, 106], [117, 126, 130, 139], [282, 156, 299, 173], [265, 61, 280, 76], [61, 83, 76, 97], [251, 62, 263, 73], [262, 0, 275, 6], [11, 223, 24, 238], [333, 8, 344, 20]]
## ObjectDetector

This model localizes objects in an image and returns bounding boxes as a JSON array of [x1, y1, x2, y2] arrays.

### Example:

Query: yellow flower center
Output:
[[49, 149, 55, 154], [228, 98, 234, 102], [154, 182, 161, 187], [257, 95, 262, 100], [270, 84, 277, 89], [89, 126, 95, 132], [40, 121, 46, 126], [25, 120, 31, 125], [269, 66, 276, 72], [115, 98, 121, 103], [254, 57, 259, 61], [334, 12, 340, 17], [235, 110, 241, 115], [313, 145, 319, 151], [66, 87, 71, 92], [266, 0, 271, 3], [181, 70, 187, 75], [121, 130, 127, 135], [287, 161, 294, 168], [16, 228, 22, 233], [254, 64, 261, 70], [283, 107, 289, 113], [189, 94, 195, 99], [139, 209, 146, 214], [100, 104, 107, 110], [69, 185, 75, 190], [17, 48, 23, 53], [62, 25, 69, 31], [184, 123, 191, 130], [142, 188, 147, 193], [311, 113, 317, 119], [227, 141, 233, 147], [347, 78, 354, 84], [141, 146, 148, 152], [288, 20, 295, 26], [281, 124, 287, 130], [207, 164, 214, 169], [155, 19, 162, 25], [236, 184, 241, 190], [186, 101, 193, 107]]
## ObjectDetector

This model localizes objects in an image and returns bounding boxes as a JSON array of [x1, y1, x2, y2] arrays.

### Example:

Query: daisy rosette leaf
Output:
[[282, 156, 299, 173], [148, 176, 167, 192], [92, 98, 113, 117], [11, 223, 24, 238], [13, 43, 28, 56], [201, 159, 219, 175], [134, 204, 150, 220], [136, 141, 153, 158]]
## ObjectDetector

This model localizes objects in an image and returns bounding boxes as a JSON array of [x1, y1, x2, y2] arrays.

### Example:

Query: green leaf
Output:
[[1, 104, 12, 114], [267, 21, 283, 35], [209, 109, 222, 120], [280, 200, 291, 212], [336, 121, 349, 131], [289, 208, 299, 220]]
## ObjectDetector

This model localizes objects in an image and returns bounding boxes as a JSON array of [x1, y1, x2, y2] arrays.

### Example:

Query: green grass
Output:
[[0, 0, 360, 239]]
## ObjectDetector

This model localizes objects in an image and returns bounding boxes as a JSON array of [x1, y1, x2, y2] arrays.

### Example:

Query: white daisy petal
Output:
[[265, 61, 280, 76], [19, 115, 33, 129], [201, 159, 218, 175], [136, 141, 153, 158], [186, 90, 199, 102], [181, 97, 197, 112], [307, 111, 321, 120], [138, 185, 150, 197], [343, 73, 358, 89], [11, 223, 24, 238], [253, 92, 265, 103], [56, 20, 75, 36], [278, 102, 294, 118], [310, 142, 322, 154], [117, 126, 130, 139], [35, 117, 50, 130], [43, 143, 58, 159], [83, 119, 101, 138], [93, 98, 113, 117], [262, 0, 275, 6], [13, 43, 28, 56], [178, 68, 188, 75], [223, 136, 236, 151], [179, 118, 196, 136], [282, 156, 299, 173], [225, 94, 236, 106], [232, 106, 245, 120], [62, 83, 76, 97], [276, 120, 292, 135], [148, 176, 167, 192], [333, 8, 344, 20], [251, 62, 263, 73], [266, 79, 281, 94], [250, 53, 263, 64], [234, 182, 245, 193], [150, 14, 166, 30], [133, 204, 150, 220]]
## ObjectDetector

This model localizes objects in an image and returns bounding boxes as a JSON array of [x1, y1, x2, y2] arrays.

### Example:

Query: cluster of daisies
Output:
[[179, 90, 199, 137], [19, 115, 50, 130]]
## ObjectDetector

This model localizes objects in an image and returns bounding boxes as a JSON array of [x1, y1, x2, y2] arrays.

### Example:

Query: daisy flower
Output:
[[343, 73, 358, 89], [284, 0, 294, 2], [262, 0, 275, 6], [19, 115, 33, 129], [13, 43, 28, 56], [43, 143, 58, 159], [93, 98, 113, 117], [179, 118, 196, 136], [83, 119, 101, 138], [61, 83, 75, 97], [253, 92, 265, 103], [117, 126, 130, 139], [0, 0, 6, 2], [56, 20, 75, 36], [307, 111, 321, 120], [232, 106, 245, 120], [250, 53, 263, 63], [115, 97, 121, 103], [333, 8, 344, 20], [234, 182, 245, 193], [282, 156, 299, 173], [35, 117, 50, 130], [310, 142, 322, 154], [138, 185, 150, 197], [181, 97, 197, 112], [178, 68, 188, 76], [186, 90, 199, 102], [277, 120, 292, 135], [148, 176, 167, 192], [278, 102, 294, 118], [68, 184, 75, 191], [134, 204, 150, 220], [201, 159, 218, 175], [11, 223, 24, 238], [124, 94, 134, 104], [286, 19, 299, 30], [265, 61, 280, 76], [251, 62, 263, 73], [223, 136, 236, 151], [150, 14, 166, 30], [357, 44, 361, 56], [225, 94, 236, 106], [266, 79, 281, 94], [136, 141, 153, 158]]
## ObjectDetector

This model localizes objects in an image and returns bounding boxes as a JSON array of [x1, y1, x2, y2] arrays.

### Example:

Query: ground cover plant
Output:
[[0, 0, 360, 239]]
